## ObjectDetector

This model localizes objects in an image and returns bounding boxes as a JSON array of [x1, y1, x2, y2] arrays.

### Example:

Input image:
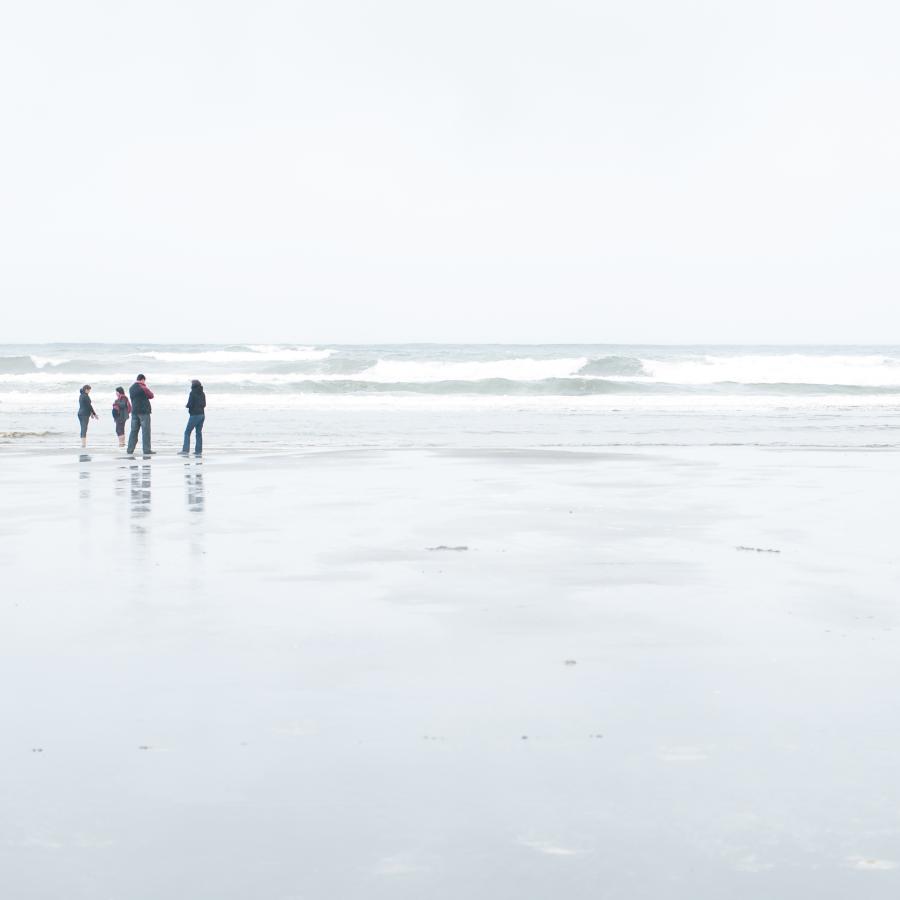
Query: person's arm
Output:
[[90, 400, 98, 418], [141, 384, 154, 400]]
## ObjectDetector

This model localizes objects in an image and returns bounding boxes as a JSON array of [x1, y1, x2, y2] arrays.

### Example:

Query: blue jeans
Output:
[[183, 414, 205, 454]]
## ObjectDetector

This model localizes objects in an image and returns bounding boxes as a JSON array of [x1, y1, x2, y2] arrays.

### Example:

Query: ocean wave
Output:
[[183, 377, 655, 395], [577, 355, 647, 376], [42, 358, 121, 374], [141, 346, 334, 363], [259, 356, 378, 376], [354, 357, 590, 382], [5, 368, 900, 396], [0, 356, 38, 373], [0, 372, 638, 393], [0, 430, 58, 438], [637, 354, 900, 386]]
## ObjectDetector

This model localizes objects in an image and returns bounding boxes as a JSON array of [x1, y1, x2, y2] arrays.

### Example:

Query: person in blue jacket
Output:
[[182, 379, 206, 455]]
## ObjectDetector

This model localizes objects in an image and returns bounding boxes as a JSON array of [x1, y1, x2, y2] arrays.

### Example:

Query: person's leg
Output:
[[182, 417, 194, 453], [194, 415, 204, 454], [79, 415, 89, 447], [127, 415, 140, 454], [142, 415, 152, 454], [117, 421, 125, 447]]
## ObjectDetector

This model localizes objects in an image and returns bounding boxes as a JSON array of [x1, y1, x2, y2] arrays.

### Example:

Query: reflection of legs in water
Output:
[[130, 463, 151, 516], [185, 464, 204, 512], [79, 454, 91, 499]]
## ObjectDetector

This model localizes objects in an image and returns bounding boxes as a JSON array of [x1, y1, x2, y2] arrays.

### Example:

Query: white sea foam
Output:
[[631, 354, 900, 386], [356, 357, 589, 383], [29, 355, 73, 368]]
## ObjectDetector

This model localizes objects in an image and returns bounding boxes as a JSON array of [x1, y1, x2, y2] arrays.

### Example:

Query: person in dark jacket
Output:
[[111, 386, 132, 448], [181, 379, 206, 455], [126, 374, 155, 455], [77, 385, 99, 448]]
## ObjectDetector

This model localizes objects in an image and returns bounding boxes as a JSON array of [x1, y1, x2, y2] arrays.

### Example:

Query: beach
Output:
[[2, 439, 899, 898]]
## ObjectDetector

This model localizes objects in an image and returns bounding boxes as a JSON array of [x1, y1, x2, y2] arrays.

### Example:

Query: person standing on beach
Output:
[[126, 374, 154, 455], [111, 386, 131, 448], [181, 379, 206, 456], [77, 385, 98, 448]]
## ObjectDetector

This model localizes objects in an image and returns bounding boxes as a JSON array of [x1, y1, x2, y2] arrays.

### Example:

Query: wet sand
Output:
[[1, 445, 899, 898]]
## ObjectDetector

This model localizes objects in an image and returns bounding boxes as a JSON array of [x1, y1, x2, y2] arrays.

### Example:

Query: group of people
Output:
[[78, 375, 207, 456]]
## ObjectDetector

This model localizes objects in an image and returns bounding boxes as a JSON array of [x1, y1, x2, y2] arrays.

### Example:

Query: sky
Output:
[[1, 0, 899, 344]]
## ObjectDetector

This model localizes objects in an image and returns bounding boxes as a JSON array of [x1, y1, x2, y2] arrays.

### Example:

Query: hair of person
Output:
[[191, 379, 202, 389], [116, 386, 125, 394], [136, 374, 145, 381], [82, 384, 91, 391]]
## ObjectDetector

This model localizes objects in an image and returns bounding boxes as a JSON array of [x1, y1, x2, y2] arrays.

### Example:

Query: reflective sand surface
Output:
[[1, 446, 899, 898]]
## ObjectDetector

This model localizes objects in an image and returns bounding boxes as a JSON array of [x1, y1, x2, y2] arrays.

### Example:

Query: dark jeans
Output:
[[183, 414, 205, 454], [78, 413, 90, 438], [115, 418, 127, 436], [127, 413, 152, 454]]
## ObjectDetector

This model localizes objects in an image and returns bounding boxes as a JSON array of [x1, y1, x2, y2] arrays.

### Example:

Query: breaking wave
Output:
[[578, 355, 647, 376], [353, 357, 589, 383], [4, 346, 900, 398], [0, 356, 38, 374]]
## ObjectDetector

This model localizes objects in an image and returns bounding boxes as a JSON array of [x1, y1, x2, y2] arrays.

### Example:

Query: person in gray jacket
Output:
[[77, 385, 98, 448], [126, 374, 155, 455]]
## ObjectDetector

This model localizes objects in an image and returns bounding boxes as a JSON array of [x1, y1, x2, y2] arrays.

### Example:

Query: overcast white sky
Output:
[[1, 1, 898, 343]]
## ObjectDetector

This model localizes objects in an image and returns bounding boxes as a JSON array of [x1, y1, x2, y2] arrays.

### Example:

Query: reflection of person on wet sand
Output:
[[130, 463, 151, 517], [185, 464, 204, 512]]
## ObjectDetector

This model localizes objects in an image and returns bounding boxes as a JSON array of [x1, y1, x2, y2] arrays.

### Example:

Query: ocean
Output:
[[2, 343, 900, 450]]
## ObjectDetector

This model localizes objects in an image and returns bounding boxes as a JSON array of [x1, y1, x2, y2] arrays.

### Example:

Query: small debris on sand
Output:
[[564, 659, 577, 666], [736, 545, 781, 554], [427, 545, 469, 552], [31, 748, 43, 753]]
